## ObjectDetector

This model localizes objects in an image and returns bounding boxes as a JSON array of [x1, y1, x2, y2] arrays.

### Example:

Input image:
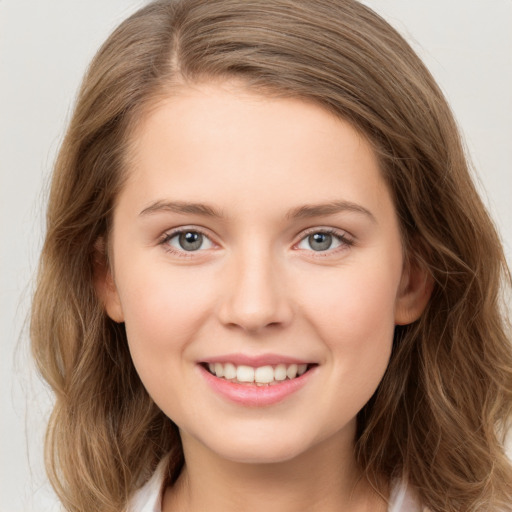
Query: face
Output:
[[100, 82, 428, 465]]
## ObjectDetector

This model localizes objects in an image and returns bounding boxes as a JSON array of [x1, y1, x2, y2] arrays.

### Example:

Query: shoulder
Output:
[[127, 457, 169, 512]]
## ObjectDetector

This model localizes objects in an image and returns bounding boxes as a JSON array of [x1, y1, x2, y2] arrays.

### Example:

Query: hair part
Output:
[[31, 1, 512, 511]]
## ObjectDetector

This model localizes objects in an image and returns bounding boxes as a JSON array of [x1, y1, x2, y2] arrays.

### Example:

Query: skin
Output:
[[98, 81, 430, 512]]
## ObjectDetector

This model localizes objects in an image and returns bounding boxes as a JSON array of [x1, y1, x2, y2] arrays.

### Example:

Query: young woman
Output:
[[31, 1, 512, 511]]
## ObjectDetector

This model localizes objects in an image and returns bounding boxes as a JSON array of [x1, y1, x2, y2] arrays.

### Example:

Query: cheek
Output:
[[298, 257, 400, 364], [284, 259, 400, 436], [115, 265, 219, 419], [115, 264, 216, 371]]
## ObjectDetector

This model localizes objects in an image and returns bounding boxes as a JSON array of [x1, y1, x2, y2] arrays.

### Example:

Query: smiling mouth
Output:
[[201, 362, 316, 386]]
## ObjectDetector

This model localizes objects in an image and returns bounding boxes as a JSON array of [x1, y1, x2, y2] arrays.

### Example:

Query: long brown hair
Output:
[[31, 1, 512, 510]]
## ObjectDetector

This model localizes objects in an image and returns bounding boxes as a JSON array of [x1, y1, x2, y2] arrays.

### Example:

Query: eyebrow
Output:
[[286, 200, 376, 223], [139, 200, 224, 218], [139, 199, 376, 223]]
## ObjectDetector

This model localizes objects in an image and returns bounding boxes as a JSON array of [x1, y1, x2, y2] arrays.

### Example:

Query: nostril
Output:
[[216, 275, 294, 332]]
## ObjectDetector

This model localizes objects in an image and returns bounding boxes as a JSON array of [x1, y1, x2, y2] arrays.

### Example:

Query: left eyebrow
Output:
[[286, 200, 376, 223]]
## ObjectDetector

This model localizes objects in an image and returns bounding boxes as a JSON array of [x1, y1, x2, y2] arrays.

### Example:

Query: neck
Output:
[[163, 430, 387, 512]]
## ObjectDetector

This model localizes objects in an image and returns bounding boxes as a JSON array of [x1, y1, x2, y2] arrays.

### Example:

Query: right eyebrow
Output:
[[139, 200, 224, 218]]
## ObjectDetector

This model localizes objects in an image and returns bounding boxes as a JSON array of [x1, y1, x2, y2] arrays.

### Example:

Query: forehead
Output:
[[120, 82, 393, 223]]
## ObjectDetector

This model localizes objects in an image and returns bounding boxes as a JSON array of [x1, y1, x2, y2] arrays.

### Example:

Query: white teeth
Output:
[[224, 362, 237, 380], [207, 362, 310, 383], [236, 365, 255, 383], [297, 364, 307, 376], [274, 364, 287, 381], [214, 362, 224, 378], [254, 365, 274, 384], [286, 364, 298, 379]]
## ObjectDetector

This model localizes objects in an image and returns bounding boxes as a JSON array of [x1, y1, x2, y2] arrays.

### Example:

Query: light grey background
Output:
[[1, 1, 511, 511]]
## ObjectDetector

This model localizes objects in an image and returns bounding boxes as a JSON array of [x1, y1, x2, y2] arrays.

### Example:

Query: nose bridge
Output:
[[218, 240, 292, 332]]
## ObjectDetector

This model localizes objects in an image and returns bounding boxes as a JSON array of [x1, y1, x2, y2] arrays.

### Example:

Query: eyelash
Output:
[[158, 227, 355, 257], [159, 227, 214, 257], [295, 227, 355, 256]]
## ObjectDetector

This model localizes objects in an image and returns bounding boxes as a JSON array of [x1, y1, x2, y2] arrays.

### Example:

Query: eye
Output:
[[163, 229, 214, 252], [296, 229, 353, 252]]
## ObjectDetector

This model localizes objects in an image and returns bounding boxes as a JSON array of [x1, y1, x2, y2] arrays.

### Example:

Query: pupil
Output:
[[309, 233, 332, 251], [179, 231, 202, 251]]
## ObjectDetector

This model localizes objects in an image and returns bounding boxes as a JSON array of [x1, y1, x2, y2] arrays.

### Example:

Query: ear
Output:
[[93, 238, 124, 323], [394, 256, 433, 326]]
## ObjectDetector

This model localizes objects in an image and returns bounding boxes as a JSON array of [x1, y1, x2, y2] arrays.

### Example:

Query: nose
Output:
[[217, 247, 294, 334]]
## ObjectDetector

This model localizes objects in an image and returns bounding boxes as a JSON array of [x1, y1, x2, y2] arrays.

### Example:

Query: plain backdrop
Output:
[[1, 1, 511, 511]]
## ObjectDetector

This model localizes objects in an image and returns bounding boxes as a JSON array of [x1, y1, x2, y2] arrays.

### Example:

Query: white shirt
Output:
[[128, 457, 425, 512]]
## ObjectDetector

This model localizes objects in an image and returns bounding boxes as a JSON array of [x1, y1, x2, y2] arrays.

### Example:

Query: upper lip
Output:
[[200, 353, 314, 367]]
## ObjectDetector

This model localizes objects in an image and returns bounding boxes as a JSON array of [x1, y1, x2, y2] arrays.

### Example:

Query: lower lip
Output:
[[198, 365, 315, 407]]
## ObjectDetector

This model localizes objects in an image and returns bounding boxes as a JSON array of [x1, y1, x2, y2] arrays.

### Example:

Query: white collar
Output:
[[388, 479, 425, 512], [127, 456, 169, 512]]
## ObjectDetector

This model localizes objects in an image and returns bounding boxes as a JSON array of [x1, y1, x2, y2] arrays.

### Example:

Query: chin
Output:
[[215, 441, 309, 465], [189, 424, 323, 465]]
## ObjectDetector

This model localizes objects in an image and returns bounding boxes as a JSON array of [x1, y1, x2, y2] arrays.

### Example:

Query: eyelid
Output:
[[158, 226, 218, 256], [157, 225, 354, 257], [293, 226, 355, 253]]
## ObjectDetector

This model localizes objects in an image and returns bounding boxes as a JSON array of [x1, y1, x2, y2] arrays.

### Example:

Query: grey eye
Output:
[[308, 233, 333, 251], [297, 231, 345, 252], [166, 230, 214, 252], [179, 231, 203, 251]]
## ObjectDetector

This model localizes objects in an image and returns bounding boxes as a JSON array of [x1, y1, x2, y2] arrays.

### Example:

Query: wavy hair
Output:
[[31, 1, 512, 510]]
